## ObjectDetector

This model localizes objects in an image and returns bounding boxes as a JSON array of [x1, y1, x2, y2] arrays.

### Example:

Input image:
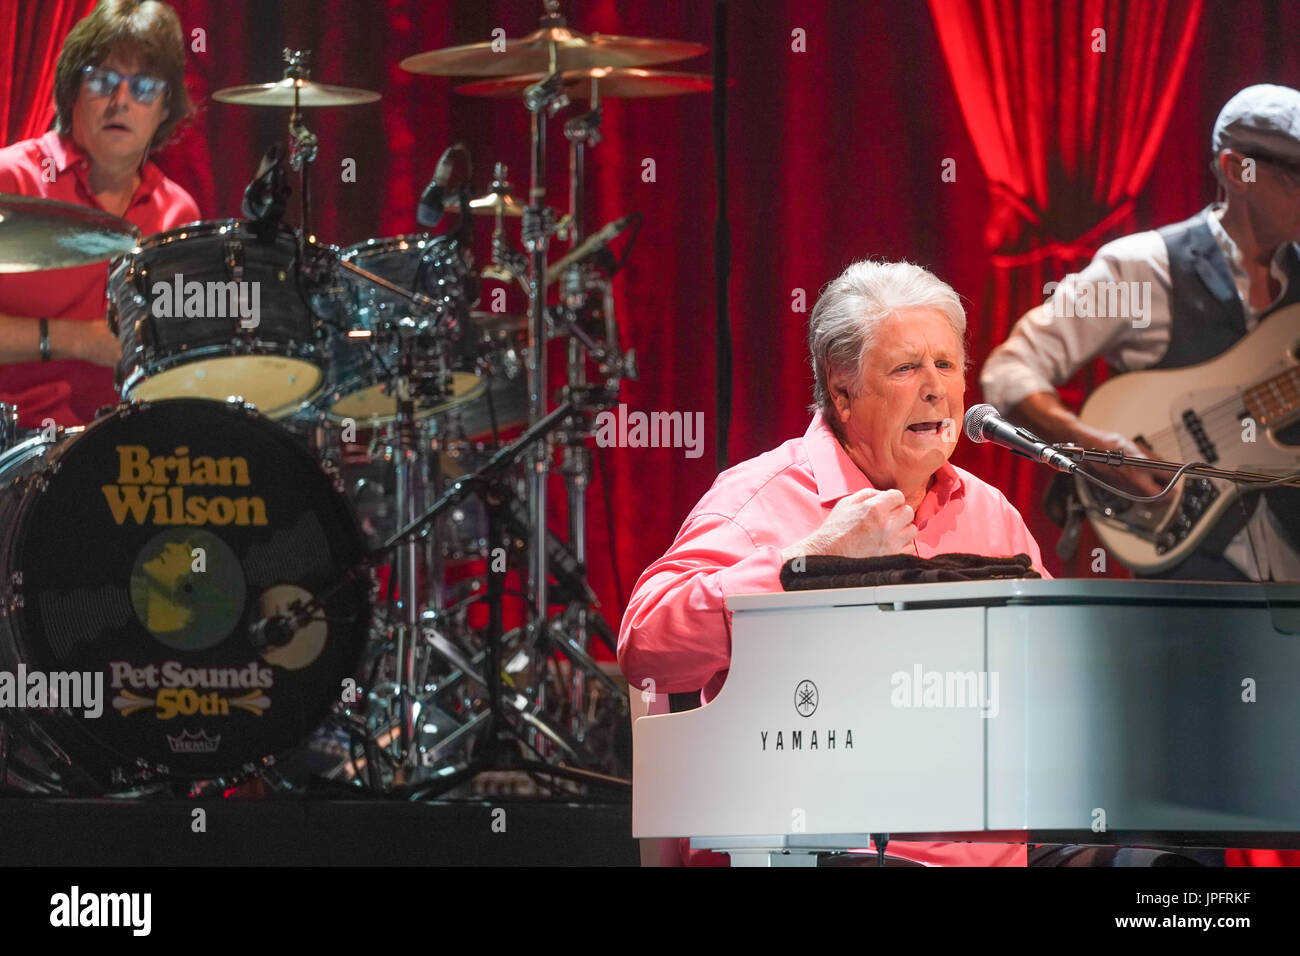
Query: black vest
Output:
[[1154, 208, 1300, 556]]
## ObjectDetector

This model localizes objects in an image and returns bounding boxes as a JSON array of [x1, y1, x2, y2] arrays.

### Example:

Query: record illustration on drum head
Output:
[[257, 584, 327, 671], [129, 529, 244, 651]]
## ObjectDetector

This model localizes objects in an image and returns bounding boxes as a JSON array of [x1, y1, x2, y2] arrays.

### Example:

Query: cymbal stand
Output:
[[282, 49, 319, 235], [564, 88, 602, 248], [480, 164, 529, 291], [555, 92, 605, 741], [520, 50, 568, 729]]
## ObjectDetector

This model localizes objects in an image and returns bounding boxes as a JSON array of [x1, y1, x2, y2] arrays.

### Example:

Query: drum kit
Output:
[[0, 1, 711, 798]]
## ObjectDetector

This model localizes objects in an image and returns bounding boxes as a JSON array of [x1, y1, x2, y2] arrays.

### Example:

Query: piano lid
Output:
[[726, 578, 1300, 614]]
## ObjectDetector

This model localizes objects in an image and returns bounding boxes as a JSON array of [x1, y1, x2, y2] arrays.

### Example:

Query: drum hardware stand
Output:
[[369, 400, 629, 796], [391, 379, 422, 769], [385, 324, 466, 769], [282, 49, 319, 235], [476, 163, 531, 292], [520, 55, 569, 716], [564, 96, 603, 247]]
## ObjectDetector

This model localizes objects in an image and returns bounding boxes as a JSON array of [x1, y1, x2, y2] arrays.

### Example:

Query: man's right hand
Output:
[[1007, 392, 1166, 498], [781, 487, 918, 563]]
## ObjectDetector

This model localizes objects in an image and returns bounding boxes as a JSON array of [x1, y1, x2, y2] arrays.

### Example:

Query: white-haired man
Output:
[[982, 84, 1300, 584], [619, 259, 1050, 866]]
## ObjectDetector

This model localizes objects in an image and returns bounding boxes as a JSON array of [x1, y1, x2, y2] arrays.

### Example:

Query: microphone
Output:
[[416, 144, 461, 227], [963, 403, 1078, 474], [241, 143, 288, 222], [248, 602, 307, 650], [549, 213, 638, 277]]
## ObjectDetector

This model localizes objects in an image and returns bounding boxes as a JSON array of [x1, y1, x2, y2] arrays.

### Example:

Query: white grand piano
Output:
[[632, 579, 1300, 865]]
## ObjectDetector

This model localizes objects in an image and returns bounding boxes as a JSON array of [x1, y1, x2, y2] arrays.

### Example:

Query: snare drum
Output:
[[311, 233, 480, 423], [110, 220, 325, 419], [0, 399, 370, 790]]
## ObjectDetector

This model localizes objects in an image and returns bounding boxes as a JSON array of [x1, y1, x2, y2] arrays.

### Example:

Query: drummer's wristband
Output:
[[39, 318, 50, 362]]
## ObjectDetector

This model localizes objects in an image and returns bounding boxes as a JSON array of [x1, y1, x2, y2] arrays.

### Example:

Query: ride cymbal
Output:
[[399, 26, 705, 77]]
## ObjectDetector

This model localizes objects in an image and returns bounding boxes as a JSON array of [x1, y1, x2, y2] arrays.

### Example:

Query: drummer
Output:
[[0, 0, 199, 428]]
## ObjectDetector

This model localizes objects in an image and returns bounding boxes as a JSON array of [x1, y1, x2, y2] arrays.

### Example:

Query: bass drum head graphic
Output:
[[5, 399, 370, 786]]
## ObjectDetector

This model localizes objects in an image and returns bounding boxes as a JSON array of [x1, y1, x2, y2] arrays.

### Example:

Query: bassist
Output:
[[982, 84, 1300, 582]]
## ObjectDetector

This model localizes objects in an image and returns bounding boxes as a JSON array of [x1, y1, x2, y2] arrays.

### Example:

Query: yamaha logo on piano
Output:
[[757, 681, 855, 752], [794, 679, 818, 716]]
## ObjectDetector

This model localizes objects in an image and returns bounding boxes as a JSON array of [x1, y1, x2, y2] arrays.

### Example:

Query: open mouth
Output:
[[905, 420, 947, 435], [103, 122, 130, 132]]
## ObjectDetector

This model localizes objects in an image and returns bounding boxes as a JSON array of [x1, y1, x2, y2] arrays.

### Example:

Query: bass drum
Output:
[[0, 399, 370, 791]]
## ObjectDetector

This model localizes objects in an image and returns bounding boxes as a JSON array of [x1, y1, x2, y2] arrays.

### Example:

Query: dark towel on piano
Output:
[[780, 552, 1041, 591]]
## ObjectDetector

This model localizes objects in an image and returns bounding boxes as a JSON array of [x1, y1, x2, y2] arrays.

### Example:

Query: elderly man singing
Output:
[[618, 259, 1049, 867]]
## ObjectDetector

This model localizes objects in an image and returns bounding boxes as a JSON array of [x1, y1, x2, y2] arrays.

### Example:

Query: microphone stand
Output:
[[1054, 443, 1300, 559], [1053, 445, 1300, 491]]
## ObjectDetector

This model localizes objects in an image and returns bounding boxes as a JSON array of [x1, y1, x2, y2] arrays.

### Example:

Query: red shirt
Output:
[[0, 130, 200, 427]]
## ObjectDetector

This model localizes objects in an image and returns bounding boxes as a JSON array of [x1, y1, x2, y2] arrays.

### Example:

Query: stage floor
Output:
[[0, 797, 638, 866]]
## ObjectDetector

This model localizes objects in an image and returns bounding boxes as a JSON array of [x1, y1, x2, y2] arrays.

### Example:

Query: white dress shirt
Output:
[[980, 205, 1300, 581]]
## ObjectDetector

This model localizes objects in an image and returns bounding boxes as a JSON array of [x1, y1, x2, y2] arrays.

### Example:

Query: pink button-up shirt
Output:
[[619, 411, 1050, 867]]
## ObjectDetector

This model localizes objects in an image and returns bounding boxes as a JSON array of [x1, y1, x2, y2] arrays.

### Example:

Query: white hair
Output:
[[807, 259, 967, 430]]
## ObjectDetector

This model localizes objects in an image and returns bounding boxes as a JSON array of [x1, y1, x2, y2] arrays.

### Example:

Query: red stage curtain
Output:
[[928, 0, 1203, 577], [0, 0, 96, 143]]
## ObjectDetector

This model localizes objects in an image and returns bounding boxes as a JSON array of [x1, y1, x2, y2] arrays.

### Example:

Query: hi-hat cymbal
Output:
[[0, 193, 140, 272], [457, 67, 713, 99], [470, 311, 528, 335], [212, 78, 380, 108], [399, 26, 706, 77], [465, 189, 527, 218]]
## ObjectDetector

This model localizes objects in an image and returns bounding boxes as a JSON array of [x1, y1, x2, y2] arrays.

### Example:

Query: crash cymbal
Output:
[[212, 78, 380, 108], [0, 193, 140, 272], [399, 26, 706, 77], [457, 67, 713, 99]]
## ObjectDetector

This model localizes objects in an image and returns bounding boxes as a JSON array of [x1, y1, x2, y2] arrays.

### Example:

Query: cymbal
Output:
[[465, 189, 526, 218], [470, 311, 528, 335], [399, 26, 706, 77], [0, 193, 140, 273], [456, 68, 714, 99], [212, 78, 380, 108]]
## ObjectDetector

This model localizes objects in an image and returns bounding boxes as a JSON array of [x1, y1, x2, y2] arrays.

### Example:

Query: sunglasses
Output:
[[80, 65, 168, 105]]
